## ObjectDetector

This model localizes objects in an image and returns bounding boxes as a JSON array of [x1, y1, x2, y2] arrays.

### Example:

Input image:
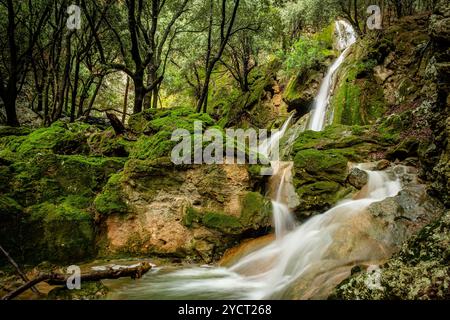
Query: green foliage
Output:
[[281, 36, 328, 77]]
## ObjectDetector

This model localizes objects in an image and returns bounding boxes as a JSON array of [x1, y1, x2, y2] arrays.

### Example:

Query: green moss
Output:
[[0, 195, 22, 216], [240, 192, 271, 227], [55, 155, 125, 197], [294, 148, 348, 184], [201, 212, 243, 234], [184, 207, 201, 227], [16, 122, 91, 157], [0, 126, 32, 137], [94, 173, 128, 215], [296, 181, 351, 212], [130, 131, 176, 160], [183, 192, 270, 235], [88, 129, 131, 157], [330, 42, 386, 126], [23, 200, 96, 263]]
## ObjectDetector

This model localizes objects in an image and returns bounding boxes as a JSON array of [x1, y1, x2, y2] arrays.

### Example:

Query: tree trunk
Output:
[[133, 75, 145, 114], [122, 76, 130, 123], [152, 86, 159, 109], [70, 56, 81, 122], [2, 262, 152, 301], [4, 95, 19, 127], [106, 112, 126, 135]]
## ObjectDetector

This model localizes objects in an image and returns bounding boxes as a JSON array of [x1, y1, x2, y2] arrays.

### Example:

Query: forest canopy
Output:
[[0, 0, 439, 127]]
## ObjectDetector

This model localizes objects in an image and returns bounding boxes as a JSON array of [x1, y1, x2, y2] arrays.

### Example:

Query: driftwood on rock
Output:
[[2, 262, 152, 300]]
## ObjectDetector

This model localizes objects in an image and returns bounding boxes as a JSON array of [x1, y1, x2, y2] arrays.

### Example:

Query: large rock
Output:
[[287, 182, 444, 300], [291, 125, 390, 217], [97, 160, 271, 263], [332, 209, 449, 300]]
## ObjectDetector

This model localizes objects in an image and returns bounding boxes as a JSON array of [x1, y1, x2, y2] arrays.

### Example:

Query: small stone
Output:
[[376, 159, 391, 170], [347, 168, 369, 189]]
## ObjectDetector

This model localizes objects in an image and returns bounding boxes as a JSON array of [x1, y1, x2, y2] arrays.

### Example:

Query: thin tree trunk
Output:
[[133, 74, 145, 114], [70, 55, 81, 122], [152, 86, 159, 109], [84, 75, 104, 117], [122, 76, 130, 123]]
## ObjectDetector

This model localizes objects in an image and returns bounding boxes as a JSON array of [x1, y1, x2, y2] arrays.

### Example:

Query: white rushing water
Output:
[[108, 168, 402, 300], [108, 20, 396, 301], [308, 20, 357, 131]]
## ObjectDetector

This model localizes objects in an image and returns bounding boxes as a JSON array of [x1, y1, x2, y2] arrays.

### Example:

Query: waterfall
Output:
[[107, 20, 389, 301], [108, 168, 403, 300], [308, 20, 357, 131]]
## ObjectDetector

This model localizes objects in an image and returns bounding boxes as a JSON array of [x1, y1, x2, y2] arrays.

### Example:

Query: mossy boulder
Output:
[[128, 107, 215, 135], [184, 192, 271, 235], [88, 129, 131, 157], [291, 125, 390, 216], [19, 198, 96, 264], [15, 122, 93, 157], [330, 47, 386, 126], [283, 67, 324, 116], [94, 173, 128, 215]]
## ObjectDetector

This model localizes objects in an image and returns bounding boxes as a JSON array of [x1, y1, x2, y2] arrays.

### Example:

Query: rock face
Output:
[[332, 210, 449, 300], [424, 0, 450, 207], [0, 107, 271, 266], [283, 67, 324, 116], [97, 160, 271, 263], [284, 168, 445, 300]]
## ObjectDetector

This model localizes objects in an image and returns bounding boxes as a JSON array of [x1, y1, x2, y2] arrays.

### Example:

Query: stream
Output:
[[106, 21, 399, 300]]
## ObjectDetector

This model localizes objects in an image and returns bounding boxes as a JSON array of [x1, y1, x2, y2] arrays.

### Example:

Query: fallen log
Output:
[[2, 262, 152, 300]]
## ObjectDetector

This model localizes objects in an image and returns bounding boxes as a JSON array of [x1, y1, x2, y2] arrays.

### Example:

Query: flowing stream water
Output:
[[106, 21, 401, 300]]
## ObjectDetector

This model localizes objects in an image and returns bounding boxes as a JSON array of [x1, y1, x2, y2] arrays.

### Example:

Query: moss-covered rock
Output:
[[283, 67, 324, 116], [291, 125, 392, 216], [184, 192, 271, 235], [87, 129, 131, 157], [16, 122, 93, 157], [330, 49, 386, 126], [47, 281, 109, 300], [20, 198, 96, 264], [94, 173, 128, 215]]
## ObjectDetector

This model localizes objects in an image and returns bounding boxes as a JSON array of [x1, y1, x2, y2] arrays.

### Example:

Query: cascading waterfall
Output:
[[308, 20, 357, 131], [107, 20, 400, 301]]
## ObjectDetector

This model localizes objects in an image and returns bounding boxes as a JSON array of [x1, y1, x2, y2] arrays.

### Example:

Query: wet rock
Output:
[[347, 167, 369, 189], [331, 210, 450, 300], [376, 159, 391, 170], [386, 138, 420, 161], [48, 282, 109, 300]]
